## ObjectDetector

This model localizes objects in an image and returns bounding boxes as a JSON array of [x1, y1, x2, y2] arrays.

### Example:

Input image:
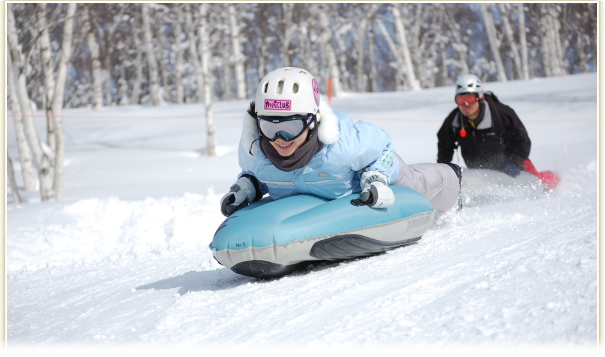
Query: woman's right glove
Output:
[[220, 175, 260, 216], [353, 171, 395, 208]]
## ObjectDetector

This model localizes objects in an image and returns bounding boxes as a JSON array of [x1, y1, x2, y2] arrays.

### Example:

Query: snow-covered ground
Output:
[[5, 73, 599, 354]]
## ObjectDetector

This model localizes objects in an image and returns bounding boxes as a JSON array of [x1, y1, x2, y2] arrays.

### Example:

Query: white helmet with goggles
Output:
[[255, 67, 321, 117], [455, 74, 483, 96]]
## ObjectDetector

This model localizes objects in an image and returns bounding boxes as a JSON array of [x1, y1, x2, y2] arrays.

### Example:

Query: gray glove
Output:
[[220, 176, 258, 216], [355, 171, 395, 208], [501, 163, 521, 177]]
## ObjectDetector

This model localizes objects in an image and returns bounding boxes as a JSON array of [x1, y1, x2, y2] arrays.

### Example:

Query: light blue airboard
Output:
[[210, 186, 433, 251]]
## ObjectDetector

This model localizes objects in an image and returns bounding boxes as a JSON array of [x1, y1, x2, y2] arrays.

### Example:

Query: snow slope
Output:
[[5, 73, 599, 353]]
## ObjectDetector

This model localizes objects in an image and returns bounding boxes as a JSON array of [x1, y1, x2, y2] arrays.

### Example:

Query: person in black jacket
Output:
[[437, 74, 531, 177]]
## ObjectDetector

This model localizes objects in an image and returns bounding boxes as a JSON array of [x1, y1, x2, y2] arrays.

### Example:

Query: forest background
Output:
[[5, 2, 598, 203]]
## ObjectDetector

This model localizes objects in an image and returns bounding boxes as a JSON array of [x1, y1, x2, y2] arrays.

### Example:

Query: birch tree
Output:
[[7, 153, 22, 204], [355, 12, 369, 92], [229, 4, 247, 100], [35, 4, 59, 200], [199, 3, 217, 156], [540, 4, 566, 77], [375, 4, 421, 91], [36, 3, 77, 200], [185, 4, 204, 103], [84, 7, 103, 110], [153, 18, 171, 103], [367, 21, 378, 92], [518, 3, 530, 80], [317, 4, 342, 97], [221, 34, 234, 101], [7, 7, 42, 177], [130, 42, 143, 104], [8, 3, 76, 201], [302, 6, 320, 80], [36, 3, 58, 153], [141, 4, 162, 106], [498, 3, 523, 80], [391, 4, 421, 90], [480, 4, 507, 81], [442, 6, 470, 76], [7, 53, 37, 192], [174, 5, 185, 104], [7, 2, 598, 117], [280, 3, 295, 67], [53, 3, 77, 200], [353, 4, 380, 92]]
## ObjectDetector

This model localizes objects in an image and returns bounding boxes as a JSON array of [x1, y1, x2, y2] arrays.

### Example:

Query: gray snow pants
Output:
[[394, 153, 460, 212]]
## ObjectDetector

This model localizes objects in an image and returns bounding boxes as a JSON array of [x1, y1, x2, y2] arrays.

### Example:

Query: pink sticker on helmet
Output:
[[264, 99, 292, 111], [312, 79, 320, 106]]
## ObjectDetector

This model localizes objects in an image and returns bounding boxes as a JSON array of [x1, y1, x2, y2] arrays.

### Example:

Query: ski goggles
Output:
[[455, 93, 479, 106], [257, 113, 315, 141]]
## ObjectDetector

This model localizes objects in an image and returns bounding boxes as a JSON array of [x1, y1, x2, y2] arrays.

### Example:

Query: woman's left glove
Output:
[[355, 171, 395, 208], [220, 175, 260, 216]]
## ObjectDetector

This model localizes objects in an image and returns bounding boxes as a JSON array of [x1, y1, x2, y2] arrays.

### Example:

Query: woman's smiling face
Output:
[[269, 128, 310, 157]]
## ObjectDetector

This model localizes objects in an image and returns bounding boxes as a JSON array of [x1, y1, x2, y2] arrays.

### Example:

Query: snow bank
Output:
[[8, 190, 224, 272]]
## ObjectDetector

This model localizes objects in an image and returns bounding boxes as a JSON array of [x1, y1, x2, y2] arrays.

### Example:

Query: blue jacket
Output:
[[238, 110, 400, 201]]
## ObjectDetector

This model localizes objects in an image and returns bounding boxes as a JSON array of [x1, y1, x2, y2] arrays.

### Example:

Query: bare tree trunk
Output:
[[141, 4, 162, 105], [153, 22, 170, 103], [332, 25, 351, 92], [229, 4, 246, 100], [7, 6, 45, 177], [218, 7, 233, 100], [439, 32, 448, 86], [280, 3, 294, 66], [317, 4, 341, 97], [576, 31, 588, 73], [103, 57, 112, 106], [199, 3, 217, 156], [131, 46, 143, 104], [375, 19, 404, 91], [174, 5, 185, 104], [498, 3, 523, 80], [391, 4, 421, 90], [518, 3, 530, 80], [50, 3, 76, 201], [84, 8, 103, 110], [480, 4, 507, 81], [256, 37, 267, 79], [443, 8, 470, 75], [368, 22, 378, 92], [7, 154, 23, 204], [410, 3, 422, 69], [35, 3, 58, 201], [185, 5, 204, 103], [221, 49, 233, 101], [305, 21, 320, 82], [540, 4, 556, 77], [36, 3, 57, 156], [7, 54, 37, 192], [577, 4, 594, 73], [540, 4, 566, 77], [355, 15, 368, 92]]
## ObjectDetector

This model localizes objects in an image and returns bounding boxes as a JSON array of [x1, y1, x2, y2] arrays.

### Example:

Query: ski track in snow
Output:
[[6, 74, 598, 352], [7, 160, 597, 347]]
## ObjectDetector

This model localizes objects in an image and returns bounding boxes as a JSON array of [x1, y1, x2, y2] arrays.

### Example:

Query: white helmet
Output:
[[455, 74, 483, 96], [255, 67, 321, 116]]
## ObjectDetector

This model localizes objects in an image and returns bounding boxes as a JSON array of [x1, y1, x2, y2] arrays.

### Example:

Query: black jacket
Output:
[[436, 92, 531, 171]]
